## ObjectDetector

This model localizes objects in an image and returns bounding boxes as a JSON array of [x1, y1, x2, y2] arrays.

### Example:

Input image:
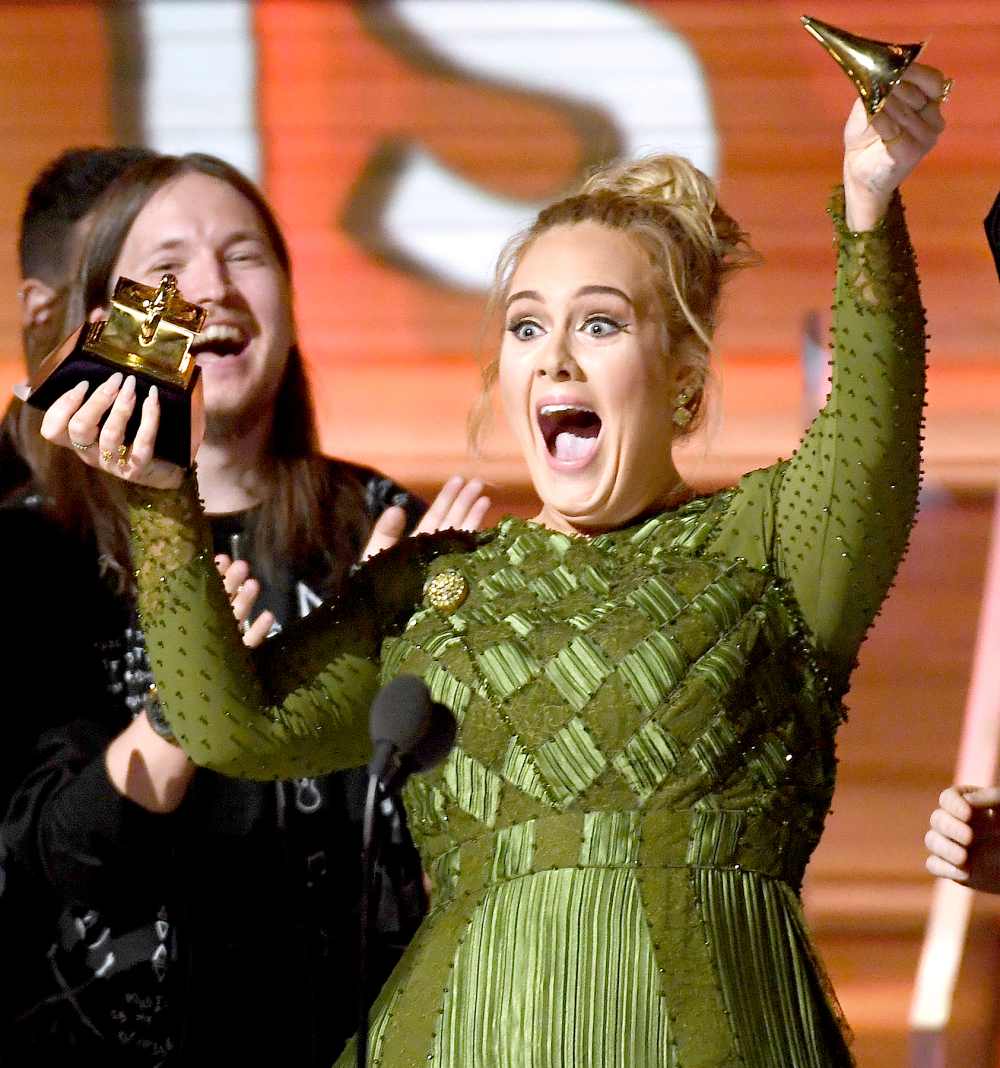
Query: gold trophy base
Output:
[[26, 323, 204, 469]]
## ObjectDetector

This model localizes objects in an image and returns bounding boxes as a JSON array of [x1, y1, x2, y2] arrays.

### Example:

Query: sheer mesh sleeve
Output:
[[126, 477, 468, 780], [711, 187, 926, 685]]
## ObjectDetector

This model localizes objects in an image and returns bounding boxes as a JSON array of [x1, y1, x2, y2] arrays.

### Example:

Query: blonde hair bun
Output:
[[576, 154, 749, 268]]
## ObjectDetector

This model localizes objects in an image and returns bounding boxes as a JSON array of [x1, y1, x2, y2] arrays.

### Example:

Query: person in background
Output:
[[0, 147, 156, 500], [1, 149, 488, 1066], [926, 786, 1000, 892], [1, 146, 157, 809], [923, 192, 1000, 898]]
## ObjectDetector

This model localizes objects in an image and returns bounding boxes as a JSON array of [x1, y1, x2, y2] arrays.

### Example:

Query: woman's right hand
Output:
[[39, 372, 188, 489]]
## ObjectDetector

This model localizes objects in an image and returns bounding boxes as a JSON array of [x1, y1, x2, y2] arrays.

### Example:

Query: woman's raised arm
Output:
[[713, 65, 946, 686]]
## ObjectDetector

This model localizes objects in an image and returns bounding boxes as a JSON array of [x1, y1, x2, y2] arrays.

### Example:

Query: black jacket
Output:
[[0, 459, 425, 1066]]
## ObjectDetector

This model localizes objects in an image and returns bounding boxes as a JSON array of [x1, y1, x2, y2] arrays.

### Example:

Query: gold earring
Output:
[[673, 388, 694, 428]]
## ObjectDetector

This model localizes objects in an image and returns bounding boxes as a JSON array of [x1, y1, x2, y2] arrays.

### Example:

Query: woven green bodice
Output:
[[367, 504, 847, 1066], [400, 503, 838, 893], [126, 189, 926, 1066]]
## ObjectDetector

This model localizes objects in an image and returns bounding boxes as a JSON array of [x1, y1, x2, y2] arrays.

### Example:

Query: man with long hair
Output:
[[1, 149, 487, 1065]]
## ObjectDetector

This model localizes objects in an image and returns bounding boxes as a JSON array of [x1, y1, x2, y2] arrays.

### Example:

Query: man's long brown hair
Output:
[[16, 153, 368, 595]]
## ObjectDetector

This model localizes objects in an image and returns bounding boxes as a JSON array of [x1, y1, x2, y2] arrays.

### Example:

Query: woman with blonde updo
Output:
[[40, 61, 947, 1067]]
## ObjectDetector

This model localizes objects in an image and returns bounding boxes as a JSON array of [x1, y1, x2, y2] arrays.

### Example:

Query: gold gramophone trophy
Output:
[[801, 14, 924, 116], [25, 274, 207, 468]]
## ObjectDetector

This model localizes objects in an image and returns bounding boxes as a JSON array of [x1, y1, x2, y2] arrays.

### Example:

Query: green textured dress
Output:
[[128, 190, 925, 1068]]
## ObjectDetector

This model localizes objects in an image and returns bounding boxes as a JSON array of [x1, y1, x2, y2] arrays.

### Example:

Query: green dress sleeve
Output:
[[127, 477, 467, 780], [710, 187, 926, 686]]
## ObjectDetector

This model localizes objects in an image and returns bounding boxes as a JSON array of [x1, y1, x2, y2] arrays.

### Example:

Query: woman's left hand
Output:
[[843, 62, 948, 230]]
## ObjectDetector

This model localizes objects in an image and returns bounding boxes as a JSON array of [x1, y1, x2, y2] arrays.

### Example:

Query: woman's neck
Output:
[[532, 478, 691, 537]]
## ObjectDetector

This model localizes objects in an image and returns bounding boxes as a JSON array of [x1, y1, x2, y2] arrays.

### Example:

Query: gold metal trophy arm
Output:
[[801, 14, 925, 117], [138, 275, 175, 345]]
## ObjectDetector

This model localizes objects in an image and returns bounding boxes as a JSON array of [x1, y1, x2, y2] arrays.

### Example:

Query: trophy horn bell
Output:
[[801, 14, 925, 116]]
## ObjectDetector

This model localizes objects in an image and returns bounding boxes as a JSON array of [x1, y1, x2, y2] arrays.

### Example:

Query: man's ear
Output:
[[18, 277, 60, 330]]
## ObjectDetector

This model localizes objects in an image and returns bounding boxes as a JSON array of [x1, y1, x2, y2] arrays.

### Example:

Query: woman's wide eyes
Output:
[[508, 315, 623, 341], [509, 320, 543, 341], [582, 316, 622, 337]]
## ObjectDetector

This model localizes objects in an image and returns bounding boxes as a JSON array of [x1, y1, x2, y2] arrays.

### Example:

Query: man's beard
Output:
[[204, 396, 274, 444]]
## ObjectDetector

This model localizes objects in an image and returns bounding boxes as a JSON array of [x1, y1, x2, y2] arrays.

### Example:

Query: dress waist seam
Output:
[[422, 807, 812, 907]]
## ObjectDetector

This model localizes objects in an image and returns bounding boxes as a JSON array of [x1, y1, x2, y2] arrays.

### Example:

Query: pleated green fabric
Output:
[[127, 190, 926, 1067], [435, 867, 669, 1066]]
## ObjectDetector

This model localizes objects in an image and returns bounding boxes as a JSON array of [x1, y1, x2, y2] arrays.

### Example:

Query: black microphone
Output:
[[367, 674, 432, 790], [411, 701, 457, 769], [381, 700, 457, 795]]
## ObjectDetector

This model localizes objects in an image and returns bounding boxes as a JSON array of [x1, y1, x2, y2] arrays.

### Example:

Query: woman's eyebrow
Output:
[[574, 284, 633, 306], [506, 288, 543, 308], [506, 285, 633, 308]]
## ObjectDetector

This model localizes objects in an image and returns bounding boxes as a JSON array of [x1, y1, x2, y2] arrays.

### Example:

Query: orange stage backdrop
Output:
[[0, 5, 113, 367], [0, 1, 997, 498]]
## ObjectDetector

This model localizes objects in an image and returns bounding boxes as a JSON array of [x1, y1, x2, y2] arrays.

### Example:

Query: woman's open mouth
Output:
[[537, 403, 602, 468]]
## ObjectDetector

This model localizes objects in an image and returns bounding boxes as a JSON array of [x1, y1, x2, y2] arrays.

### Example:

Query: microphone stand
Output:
[[357, 771, 382, 1068], [354, 685, 455, 1066]]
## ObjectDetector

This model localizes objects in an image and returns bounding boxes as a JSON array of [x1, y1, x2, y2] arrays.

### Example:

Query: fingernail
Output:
[[148, 385, 158, 401], [122, 375, 136, 397], [106, 372, 123, 390]]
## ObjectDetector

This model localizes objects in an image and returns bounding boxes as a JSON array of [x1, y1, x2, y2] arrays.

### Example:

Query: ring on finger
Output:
[[938, 77, 954, 104], [70, 438, 97, 451], [117, 444, 130, 468], [101, 447, 114, 463]]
